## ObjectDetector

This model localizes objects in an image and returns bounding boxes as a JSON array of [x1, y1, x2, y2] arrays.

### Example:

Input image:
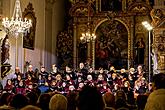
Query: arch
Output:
[[94, 18, 130, 36], [93, 18, 131, 69]]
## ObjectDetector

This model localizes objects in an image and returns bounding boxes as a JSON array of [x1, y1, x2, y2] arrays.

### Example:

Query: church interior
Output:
[[0, 0, 164, 74], [0, 0, 164, 109]]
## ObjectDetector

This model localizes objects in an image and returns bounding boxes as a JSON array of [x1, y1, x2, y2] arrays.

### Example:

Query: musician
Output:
[[77, 82, 84, 91], [97, 74, 106, 89], [15, 67, 22, 76], [15, 80, 26, 94], [75, 76, 84, 89], [37, 74, 46, 86], [78, 63, 88, 80], [120, 68, 128, 83], [49, 80, 58, 92], [122, 81, 134, 104], [100, 83, 109, 94], [25, 74, 34, 87], [88, 67, 96, 80], [106, 71, 113, 87], [40, 67, 49, 79], [64, 66, 76, 80], [25, 65, 35, 79], [109, 66, 116, 73], [4, 79, 14, 93], [13, 74, 22, 87], [111, 73, 122, 86], [51, 64, 58, 79], [134, 77, 147, 95], [84, 75, 95, 87], [65, 74, 75, 86], [128, 68, 136, 88], [55, 74, 63, 91], [97, 67, 106, 80], [136, 65, 146, 78], [46, 74, 52, 86], [129, 67, 138, 82]]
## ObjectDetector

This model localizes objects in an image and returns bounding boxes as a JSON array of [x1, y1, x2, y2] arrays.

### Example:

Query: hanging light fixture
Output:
[[80, 1, 96, 43], [80, 32, 96, 43], [2, 0, 32, 35]]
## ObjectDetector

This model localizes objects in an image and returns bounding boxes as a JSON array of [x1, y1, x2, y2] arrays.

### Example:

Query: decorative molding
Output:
[[22, 2, 37, 50]]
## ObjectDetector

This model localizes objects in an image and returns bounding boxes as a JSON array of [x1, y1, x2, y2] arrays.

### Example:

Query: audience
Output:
[[10, 94, 29, 109], [21, 105, 41, 110], [37, 93, 51, 110], [137, 95, 148, 110], [103, 92, 115, 110], [144, 73, 165, 110], [49, 94, 67, 110], [0, 93, 12, 106], [0, 63, 164, 110], [26, 92, 38, 106], [77, 86, 104, 110], [67, 91, 77, 110]]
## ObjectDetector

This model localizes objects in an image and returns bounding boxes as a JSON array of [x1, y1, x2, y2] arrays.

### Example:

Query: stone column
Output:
[[92, 40, 95, 69]]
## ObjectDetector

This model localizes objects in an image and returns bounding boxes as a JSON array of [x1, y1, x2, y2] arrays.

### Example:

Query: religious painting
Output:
[[95, 20, 128, 69], [56, 31, 73, 69], [23, 3, 36, 50]]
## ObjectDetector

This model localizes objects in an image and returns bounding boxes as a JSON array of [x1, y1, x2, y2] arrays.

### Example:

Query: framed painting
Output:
[[23, 3, 36, 50]]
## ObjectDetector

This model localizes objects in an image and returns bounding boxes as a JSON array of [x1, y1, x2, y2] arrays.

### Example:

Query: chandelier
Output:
[[2, 0, 32, 35], [80, 1, 96, 43], [80, 31, 96, 43]]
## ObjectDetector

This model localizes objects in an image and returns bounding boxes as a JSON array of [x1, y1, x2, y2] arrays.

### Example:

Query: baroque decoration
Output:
[[150, 8, 165, 72], [95, 20, 128, 69], [23, 2, 36, 50], [57, 30, 73, 68], [57, 0, 153, 69]]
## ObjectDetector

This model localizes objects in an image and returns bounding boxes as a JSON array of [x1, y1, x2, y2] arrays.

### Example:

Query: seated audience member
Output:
[[26, 92, 38, 106], [67, 92, 77, 110], [10, 94, 29, 109], [145, 73, 165, 110], [123, 81, 135, 105], [21, 105, 41, 110], [115, 98, 129, 110], [137, 95, 148, 110], [103, 92, 115, 110], [0, 105, 14, 110], [37, 93, 51, 110], [4, 79, 14, 93], [77, 86, 104, 110], [115, 90, 129, 110], [0, 93, 13, 106], [49, 94, 67, 110]]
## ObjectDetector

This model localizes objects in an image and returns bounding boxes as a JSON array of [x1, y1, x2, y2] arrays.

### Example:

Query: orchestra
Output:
[[0, 63, 149, 99]]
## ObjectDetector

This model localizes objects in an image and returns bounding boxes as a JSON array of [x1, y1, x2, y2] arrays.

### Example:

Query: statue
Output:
[[1, 35, 10, 64], [135, 38, 145, 65], [150, 9, 163, 26], [151, 48, 158, 74]]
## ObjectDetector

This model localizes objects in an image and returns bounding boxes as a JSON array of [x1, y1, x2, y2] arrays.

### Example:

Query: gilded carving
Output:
[[65, 0, 152, 68]]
